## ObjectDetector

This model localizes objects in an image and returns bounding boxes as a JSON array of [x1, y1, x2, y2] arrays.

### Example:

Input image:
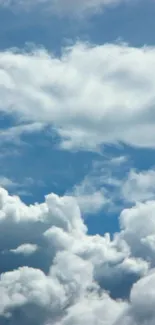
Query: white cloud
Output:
[[0, 266, 66, 323], [122, 169, 155, 203], [0, 187, 83, 228], [69, 154, 128, 212], [1, 43, 155, 151], [10, 243, 38, 255], [74, 191, 107, 214], [0, 186, 155, 324], [0, 176, 44, 199], [0, 187, 149, 281], [0, 177, 18, 189], [81, 160, 155, 207], [0, 264, 128, 325], [0, 122, 44, 145], [117, 269, 155, 325], [58, 292, 127, 325], [130, 269, 155, 323], [119, 200, 155, 265], [72, 176, 108, 214]]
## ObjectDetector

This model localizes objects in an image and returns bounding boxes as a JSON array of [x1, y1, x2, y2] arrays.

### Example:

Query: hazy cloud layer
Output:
[[0, 0, 131, 16]]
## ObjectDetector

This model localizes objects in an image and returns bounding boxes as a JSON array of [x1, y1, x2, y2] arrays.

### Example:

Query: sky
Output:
[[1, 0, 155, 324]]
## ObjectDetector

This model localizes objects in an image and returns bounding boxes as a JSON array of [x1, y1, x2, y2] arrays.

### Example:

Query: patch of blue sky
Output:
[[0, 7, 86, 53], [0, 124, 98, 199], [0, 0, 155, 53], [87, 0, 155, 47], [1, 119, 155, 236]]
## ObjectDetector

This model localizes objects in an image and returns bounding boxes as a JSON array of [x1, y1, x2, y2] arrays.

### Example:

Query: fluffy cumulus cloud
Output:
[[119, 200, 155, 264], [1, 186, 155, 324], [1, 42, 155, 151], [105, 167, 155, 205], [122, 169, 155, 203], [0, 0, 130, 16], [118, 270, 155, 325]]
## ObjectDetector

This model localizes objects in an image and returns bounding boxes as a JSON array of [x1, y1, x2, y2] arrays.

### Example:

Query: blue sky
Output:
[[1, 0, 155, 52], [1, 1, 155, 324]]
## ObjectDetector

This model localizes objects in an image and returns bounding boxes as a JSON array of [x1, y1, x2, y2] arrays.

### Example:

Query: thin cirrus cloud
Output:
[[1, 42, 155, 151], [0, 0, 131, 16]]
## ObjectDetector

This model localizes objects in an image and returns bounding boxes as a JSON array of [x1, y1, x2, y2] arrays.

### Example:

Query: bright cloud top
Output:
[[1, 42, 155, 151]]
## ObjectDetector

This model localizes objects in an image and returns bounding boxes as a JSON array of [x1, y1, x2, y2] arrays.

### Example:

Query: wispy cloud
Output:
[[0, 122, 45, 145], [70, 154, 128, 213], [0, 176, 18, 189], [0, 175, 44, 198], [72, 177, 108, 215]]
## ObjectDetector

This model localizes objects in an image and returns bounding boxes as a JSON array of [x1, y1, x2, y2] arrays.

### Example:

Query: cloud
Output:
[[119, 200, 155, 265], [0, 266, 67, 325], [0, 264, 128, 325], [74, 190, 107, 214], [71, 176, 108, 215], [0, 187, 85, 243], [58, 291, 127, 325], [69, 154, 127, 212], [122, 169, 155, 203], [0, 123, 45, 145], [0, 177, 18, 189], [1, 42, 155, 151], [46, 0, 124, 16], [129, 269, 155, 324], [0, 0, 130, 17], [100, 167, 155, 205], [0, 176, 30, 191], [0, 176, 44, 199], [10, 243, 38, 255], [117, 269, 155, 325], [78, 157, 155, 208], [1, 185, 155, 323]]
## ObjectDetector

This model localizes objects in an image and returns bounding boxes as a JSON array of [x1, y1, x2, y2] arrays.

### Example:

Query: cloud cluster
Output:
[[0, 186, 155, 324], [0, 0, 154, 324], [1, 42, 155, 151]]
